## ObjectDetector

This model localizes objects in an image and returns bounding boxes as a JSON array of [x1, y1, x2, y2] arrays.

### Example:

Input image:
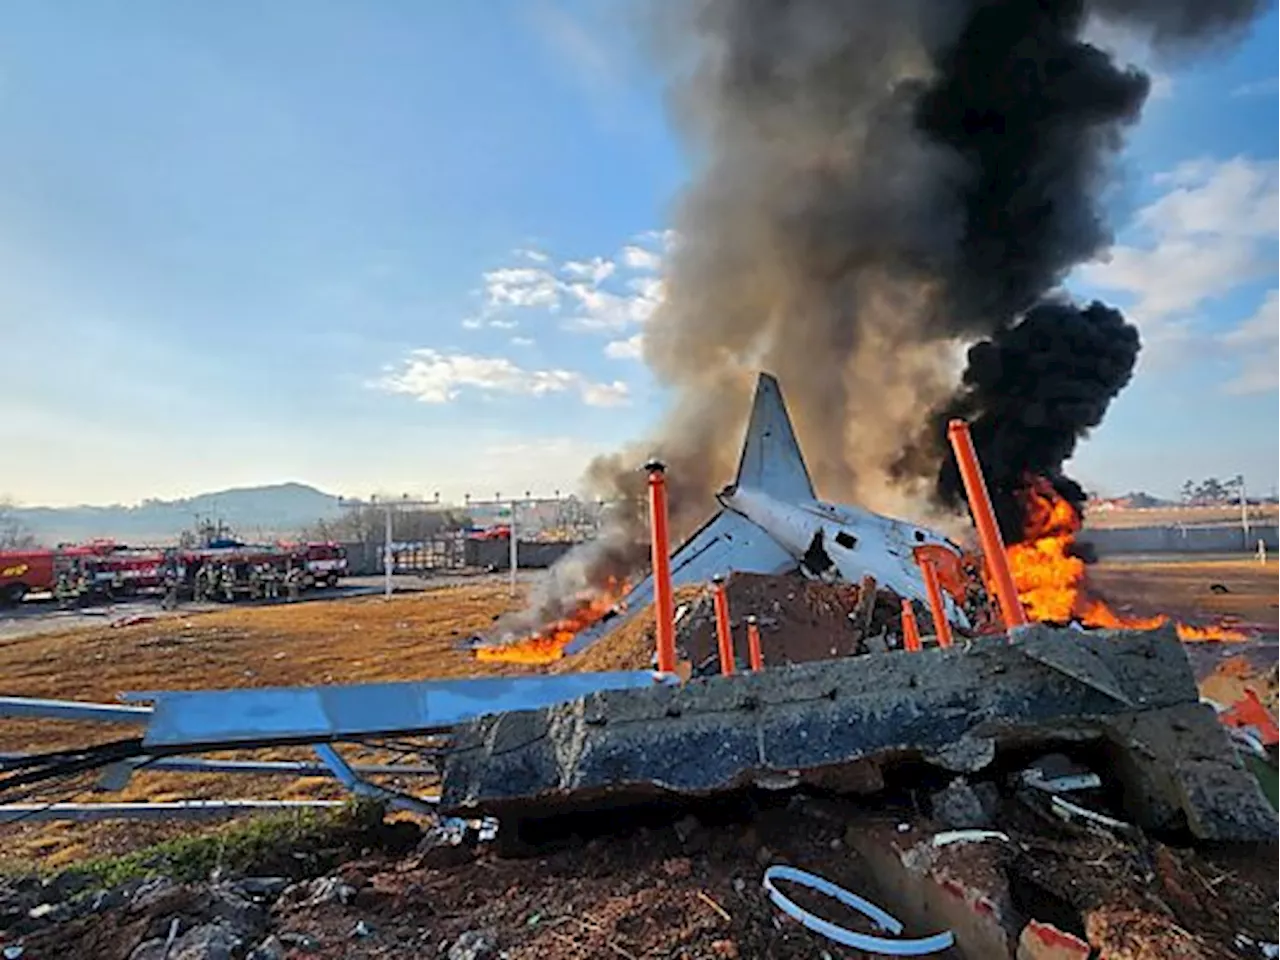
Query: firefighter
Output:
[[263, 563, 280, 601], [53, 565, 75, 608], [247, 564, 263, 601], [161, 564, 180, 611], [284, 564, 301, 603], [193, 564, 209, 603], [221, 563, 236, 603]]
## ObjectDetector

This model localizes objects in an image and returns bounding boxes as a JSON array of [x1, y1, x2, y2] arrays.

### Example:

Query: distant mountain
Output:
[[12, 483, 346, 546]]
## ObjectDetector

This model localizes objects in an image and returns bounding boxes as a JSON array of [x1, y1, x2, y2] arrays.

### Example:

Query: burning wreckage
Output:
[[0, 381, 1275, 957], [2, 379, 1274, 913]]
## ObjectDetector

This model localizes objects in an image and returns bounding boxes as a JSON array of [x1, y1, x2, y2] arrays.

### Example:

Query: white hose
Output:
[[762, 865, 955, 956]]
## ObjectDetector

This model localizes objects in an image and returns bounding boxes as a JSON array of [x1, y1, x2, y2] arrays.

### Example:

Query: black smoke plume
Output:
[[933, 300, 1142, 541], [507, 0, 1266, 632]]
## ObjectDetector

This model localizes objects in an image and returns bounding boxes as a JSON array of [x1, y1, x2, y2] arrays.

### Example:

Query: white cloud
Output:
[[1137, 157, 1278, 240], [510, 336, 535, 347], [562, 256, 615, 285], [1078, 156, 1279, 386], [1232, 77, 1279, 98], [377, 349, 628, 407], [1147, 72, 1174, 101], [482, 267, 562, 310], [1220, 290, 1278, 395], [579, 380, 631, 407], [454, 230, 674, 335], [605, 333, 644, 360], [1080, 157, 1278, 327], [620, 245, 663, 271]]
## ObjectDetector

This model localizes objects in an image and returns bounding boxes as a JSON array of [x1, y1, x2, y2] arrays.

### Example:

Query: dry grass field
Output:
[[0, 558, 1274, 868]]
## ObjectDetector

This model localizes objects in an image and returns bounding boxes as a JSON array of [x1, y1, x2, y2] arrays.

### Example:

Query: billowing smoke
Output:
[[510, 0, 1265, 630], [931, 300, 1142, 541]]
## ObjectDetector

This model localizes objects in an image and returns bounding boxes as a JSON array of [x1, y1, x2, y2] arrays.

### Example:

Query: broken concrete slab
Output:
[[441, 625, 1277, 841]]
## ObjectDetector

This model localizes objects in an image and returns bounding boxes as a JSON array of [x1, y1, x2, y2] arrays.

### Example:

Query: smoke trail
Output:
[[510, 0, 1265, 629]]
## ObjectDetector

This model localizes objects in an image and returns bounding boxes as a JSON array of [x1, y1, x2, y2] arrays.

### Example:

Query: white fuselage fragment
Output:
[[717, 485, 969, 627]]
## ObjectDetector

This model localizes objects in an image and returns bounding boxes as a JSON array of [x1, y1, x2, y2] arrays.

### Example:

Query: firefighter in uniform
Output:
[[193, 564, 208, 603], [247, 564, 263, 601], [263, 563, 280, 601], [284, 563, 301, 602], [161, 564, 180, 610], [54, 565, 75, 608], [221, 563, 236, 603]]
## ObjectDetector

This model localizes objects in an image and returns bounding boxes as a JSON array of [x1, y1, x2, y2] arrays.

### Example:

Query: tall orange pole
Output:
[[946, 420, 1028, 630], [917, 556, 954, 649], [712, 575, 735, 675], [645, 459, 677, 674], [900, 599, 922, 652], [746, 615, 764, 671]]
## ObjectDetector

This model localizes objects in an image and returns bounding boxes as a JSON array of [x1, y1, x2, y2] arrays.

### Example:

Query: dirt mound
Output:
[[674, 572, 906, 672]]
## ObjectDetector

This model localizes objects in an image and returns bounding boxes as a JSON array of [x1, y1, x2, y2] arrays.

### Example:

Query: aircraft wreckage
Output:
[[0, 373, 1273, 848]]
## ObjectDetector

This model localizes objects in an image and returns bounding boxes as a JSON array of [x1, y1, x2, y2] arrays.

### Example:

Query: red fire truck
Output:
[[301, 542, 348, 588], [0, 541, 129, 605]]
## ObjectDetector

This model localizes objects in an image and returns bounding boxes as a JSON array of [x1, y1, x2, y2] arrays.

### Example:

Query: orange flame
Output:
[[1006, 477, 1246, 642], [475, 578, 629, 665]]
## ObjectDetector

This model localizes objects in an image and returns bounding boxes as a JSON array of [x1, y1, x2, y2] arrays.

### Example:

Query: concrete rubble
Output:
[[442, 624, 1277, 842]]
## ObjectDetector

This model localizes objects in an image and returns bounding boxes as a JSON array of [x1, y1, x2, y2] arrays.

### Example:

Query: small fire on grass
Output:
[[1007, 477, 1246, 642], [476, 577, 629, 665]]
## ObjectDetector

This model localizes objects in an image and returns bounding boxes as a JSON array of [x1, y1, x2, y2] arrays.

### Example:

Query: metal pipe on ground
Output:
[[946, 419, 1028, 632], [0, 800, 349, 823]]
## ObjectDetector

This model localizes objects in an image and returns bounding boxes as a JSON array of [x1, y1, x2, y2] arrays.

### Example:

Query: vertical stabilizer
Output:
[[733, 373, 816, 501]]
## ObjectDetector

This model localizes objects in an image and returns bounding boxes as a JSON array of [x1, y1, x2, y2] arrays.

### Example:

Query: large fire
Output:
[[1007, 477, 1246, 642], [475, 578, 629, 665]]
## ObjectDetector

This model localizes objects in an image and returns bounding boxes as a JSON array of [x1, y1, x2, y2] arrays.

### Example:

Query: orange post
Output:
[[645, 459, 677, 675], [900, 599, 922, 652], [946, 420, 1028, 630], [712, 575, 735, 675], [746, 615, 764, 671], [917, 555, 954, 649]]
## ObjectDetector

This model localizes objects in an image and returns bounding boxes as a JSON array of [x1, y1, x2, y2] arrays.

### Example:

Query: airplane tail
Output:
[[733, 373, 816, 501]]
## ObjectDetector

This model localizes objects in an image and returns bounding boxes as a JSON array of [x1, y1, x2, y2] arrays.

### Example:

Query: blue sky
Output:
[[0, 2, 1275, 507]]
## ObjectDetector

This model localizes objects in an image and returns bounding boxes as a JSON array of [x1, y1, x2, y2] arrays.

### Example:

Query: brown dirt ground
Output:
[[1088, 557, 1279, 628]]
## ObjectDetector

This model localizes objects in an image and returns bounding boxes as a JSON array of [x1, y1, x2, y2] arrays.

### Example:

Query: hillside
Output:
[[11, 483, 345, 545]]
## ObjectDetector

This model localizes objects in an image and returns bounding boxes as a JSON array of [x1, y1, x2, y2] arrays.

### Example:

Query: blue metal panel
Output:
[[135, 671, 666, 748]]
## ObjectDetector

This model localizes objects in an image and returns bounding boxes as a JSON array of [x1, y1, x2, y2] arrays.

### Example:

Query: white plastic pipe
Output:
[[762, 865, 955, 955]]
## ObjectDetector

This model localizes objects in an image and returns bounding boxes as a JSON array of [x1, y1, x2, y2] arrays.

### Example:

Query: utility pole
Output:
[[383, 501, 393, 601], [1238, 474, 1250, 551], [509, 497, 519, 598]]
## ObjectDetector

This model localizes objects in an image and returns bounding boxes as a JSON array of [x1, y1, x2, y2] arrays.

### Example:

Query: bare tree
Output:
[[0, 498, 37, 550]]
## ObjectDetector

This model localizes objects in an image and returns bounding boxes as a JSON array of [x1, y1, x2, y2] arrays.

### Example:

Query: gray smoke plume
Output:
[[510, 0, 1266, 631]]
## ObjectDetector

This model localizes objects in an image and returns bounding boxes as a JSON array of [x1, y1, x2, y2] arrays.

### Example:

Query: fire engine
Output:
[[0, 541, 140, 605], [0, 540, 346, 605]]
